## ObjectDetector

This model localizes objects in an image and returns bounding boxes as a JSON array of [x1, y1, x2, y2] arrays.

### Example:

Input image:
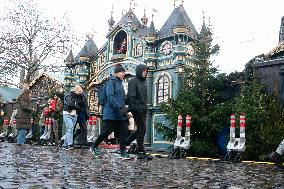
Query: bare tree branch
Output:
[[0, 0, 78, 87]]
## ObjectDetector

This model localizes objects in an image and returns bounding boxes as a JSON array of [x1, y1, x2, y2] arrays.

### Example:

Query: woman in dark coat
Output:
[[16, 89, 34, 145]]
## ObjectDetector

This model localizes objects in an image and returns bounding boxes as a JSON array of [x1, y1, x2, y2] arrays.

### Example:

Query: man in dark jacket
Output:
[[126, 64, 152, 159], [62, 85, 84, 150], [90, 64, 130, 159]]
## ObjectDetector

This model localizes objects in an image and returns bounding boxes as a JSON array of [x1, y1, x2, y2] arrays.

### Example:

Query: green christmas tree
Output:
[[156, 19, 230, 156]]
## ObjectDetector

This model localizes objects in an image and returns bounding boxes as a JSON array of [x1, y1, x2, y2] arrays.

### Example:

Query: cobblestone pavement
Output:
[[0, 142, 283, 189]]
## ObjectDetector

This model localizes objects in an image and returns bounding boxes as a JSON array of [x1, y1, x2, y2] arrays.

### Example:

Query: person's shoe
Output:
[[137, 150, 153, 160], [68, 145, 74, 150], [63, 145, 74, 150], [90, 147, 101, 157], [268, 152, 284, 168], [268, 152, 282, 163], [120, 152, 132, 160], [128, 144, 138, 154]]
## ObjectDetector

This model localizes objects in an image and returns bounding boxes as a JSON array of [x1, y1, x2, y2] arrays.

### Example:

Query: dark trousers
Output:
[[93, 120, 128, 152], [126, 112, 146, 151], [74, 122, 87, 145]]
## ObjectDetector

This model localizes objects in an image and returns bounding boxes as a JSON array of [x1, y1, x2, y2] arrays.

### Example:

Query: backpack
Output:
[[98, 79, 114, 106]]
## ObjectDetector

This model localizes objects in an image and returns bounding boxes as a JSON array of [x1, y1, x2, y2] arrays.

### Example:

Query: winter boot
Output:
[[136, 149, 153, 160]]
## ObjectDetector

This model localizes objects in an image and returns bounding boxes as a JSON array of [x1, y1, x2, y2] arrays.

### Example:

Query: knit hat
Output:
[[114, 63, 125, 73]]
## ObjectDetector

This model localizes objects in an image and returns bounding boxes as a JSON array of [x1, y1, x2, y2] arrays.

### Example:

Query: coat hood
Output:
[[135, 64, 148, 80]]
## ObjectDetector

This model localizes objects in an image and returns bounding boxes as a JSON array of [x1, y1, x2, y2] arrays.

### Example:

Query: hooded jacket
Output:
[[103, 75, 127, 120], [127, 64, 148, 113]]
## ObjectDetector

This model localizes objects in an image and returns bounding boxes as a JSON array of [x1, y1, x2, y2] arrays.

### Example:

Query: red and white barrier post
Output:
[[12, 118, 16, 126], [181, 114, 192, 150], [92, 116, 97, 137], [87, 116, 93, 141], [0, 118, 9, 137], [87, 116, 97, 143], [173, 114, 183, 148], [177, 114, 182, 138], [239, 113, 246, 144], [48, 118, 53, 133], [229, 114, 236, 143], [185, 115, 191, 141]]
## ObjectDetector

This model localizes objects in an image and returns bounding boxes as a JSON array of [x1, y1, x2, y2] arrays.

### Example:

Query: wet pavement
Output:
[[0, 142, 283, 189]]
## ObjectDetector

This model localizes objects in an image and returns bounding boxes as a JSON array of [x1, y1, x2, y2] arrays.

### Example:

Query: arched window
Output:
[[113, 30, 127, 54], [157, 74, 170, 104]]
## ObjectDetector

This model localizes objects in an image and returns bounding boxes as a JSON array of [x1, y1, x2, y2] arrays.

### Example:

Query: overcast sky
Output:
[[8, 0, 284, 73]]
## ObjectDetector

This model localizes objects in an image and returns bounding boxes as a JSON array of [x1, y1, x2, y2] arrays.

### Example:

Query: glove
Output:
[[119, 107, 127, 116]]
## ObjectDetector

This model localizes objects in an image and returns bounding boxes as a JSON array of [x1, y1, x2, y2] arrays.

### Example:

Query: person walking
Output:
[[74, 92, 89, 147], [16, 89, 35, 145], [62, 85, 84, 150], [125, 64, 152, 159], [90, 64, 130, 159]]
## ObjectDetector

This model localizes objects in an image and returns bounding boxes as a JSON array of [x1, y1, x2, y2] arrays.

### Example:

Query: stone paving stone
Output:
[[0, 142, 283, 188]]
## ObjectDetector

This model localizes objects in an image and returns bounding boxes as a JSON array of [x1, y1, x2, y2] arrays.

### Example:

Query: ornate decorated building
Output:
[[64, 3, 206, 148], [253, 16, 284, 105]]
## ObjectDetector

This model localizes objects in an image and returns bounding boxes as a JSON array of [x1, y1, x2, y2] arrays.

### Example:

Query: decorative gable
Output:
[[29, 72, 64, 97]]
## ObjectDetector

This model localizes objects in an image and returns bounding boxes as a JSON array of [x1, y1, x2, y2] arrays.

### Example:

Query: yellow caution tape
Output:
[[149, 154, 284, 166], [196, 158, 213, 160], [242, 161, 256, 163], [253, 162, 275, 165], [211, 158, 221, 161]]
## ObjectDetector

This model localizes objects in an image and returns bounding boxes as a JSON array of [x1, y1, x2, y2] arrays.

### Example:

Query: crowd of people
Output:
[[0, 63, 152, 160], [0, 63, 283, 163]]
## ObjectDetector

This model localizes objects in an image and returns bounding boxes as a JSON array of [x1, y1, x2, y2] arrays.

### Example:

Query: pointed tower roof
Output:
[[279, 16, 284, 43], [75, 38, 98, 61], [144, 20, 157, 42], [106, 9, 143, 38], [141, 8, 148, 26], [108, 7, 115, 30], [158, 5, 198, 38], [148, 21, 157, 36], [199, 16, 208, 39], [65, 50, 75, 65]]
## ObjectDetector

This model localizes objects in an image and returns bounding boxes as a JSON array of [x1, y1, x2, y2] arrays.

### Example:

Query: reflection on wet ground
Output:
[[0, 143, 283, 188]]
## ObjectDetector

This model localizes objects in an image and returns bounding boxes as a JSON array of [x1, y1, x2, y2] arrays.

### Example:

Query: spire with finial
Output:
[[145, 10, 157, 42], [173, 0, 177, 8], [86, 29, 97, 40], [199, 12, 211, 41], [152, 8, 157, 22], [65, 49, 74, 67], [127, 7, 133, 20], [141, 6, 148, 26], [200, 11, 207, 35], [279, 16, 284, 43], [108, 5, 115, 30]]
